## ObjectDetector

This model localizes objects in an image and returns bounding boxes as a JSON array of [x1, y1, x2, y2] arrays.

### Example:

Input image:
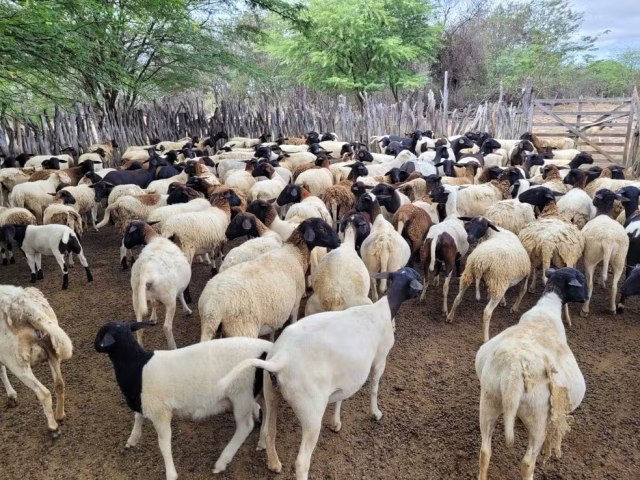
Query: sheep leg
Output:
[[152, 415, 178, 480], [370, 277, 379, 302], [564, 304, 572, 327], [91, 205, 98, 231], [478, 391, 500, 480], [580, 262, 596, 317], [149, 300, 158, 324], [213, 401, 255, 473], [0, 365, 17, 407], [369, 359, 387, 421], [528, 270, 537, 293], [475, 277, 482, 301], [261, 371, 283, 473], [47, 355, 66, 422], [74, 249, 93, 282], [120, 242, 129, 270], [126, 412, 144, 448], [482, 295, 502, 343], [10, 362, 59, 436], [519, 408, 547, 480], [330, 401, 342, 432], [52, 251, 69, 290], [163, 301, 178, 350], [25, 253, 37, 283], [35, 252, 43, 280], [609, 262, 624, 314], [292, 401, 324, 480], [510, 276, 529, 313], [178, 291, 192, 315], [446, 277, 471, 323], [442, 271, 453, 316]]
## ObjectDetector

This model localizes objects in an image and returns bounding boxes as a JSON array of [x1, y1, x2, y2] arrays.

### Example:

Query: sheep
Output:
[[86, 139, 117, 162], [294, 158, 334, 197], [619, 265, 640, 308], [0, 285, 73, 438], [246, 200, 296, 241], [28, 159, 100, 185], [43, 201, 83, 237], [122, 221, 192, 349], [615, 185, 640, 226], [220, 212, 283, 272], [475, 267, 587, 480], [276, 184, 332, 225], [558, 169, 597, 229], [446, 217, 531, 342], [145, 198, 211, 231], [9, 172, 72, 224], [0, 207, 36, 264], [369, 183, 411, 222], [355, 192, 411, 301], [539, 165, 569, 193], [579, 189, 629, 317], [199, 218, 340, 341], [1, 224, 93, 289], [529, 152, 594, 179], [508, 140, 535, 166], [322, 162, 370, 227], [225, 267, 423, 480], [441, 162, 479, 186], [484, 197, 536, 235], [0, 167, 35, 206], [584, 167, 640, 199], [419, 185, 469, 316], [305, 213, 372, 315], [392, 203, 432, 267], [96, 193, 168, 233], [56, 185, 98, 231], [78, 152, 105, 171], [88, 181, 145, 206], [145, 171, 189, 195], [455, 177, 511, 217], [224, 133, 271, 148], [248, 163, 288, 202], [24, 154, 74, 169], [224, 161, 256, 196], [521, 131, 575, 151], [517, 187, 585, 324], [94, 321, 272, 480]]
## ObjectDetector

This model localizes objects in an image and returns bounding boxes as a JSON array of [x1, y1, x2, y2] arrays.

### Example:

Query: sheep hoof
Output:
[[213, 463, 227, 474], [6, 396, 18, 408], [267, 460, 283, 474], [121, 258, 128, 270], [49, 427, 61, 439], [509, 306, 519, 314], [616, 304, 625, 314], [372, 411, 383, 422], [330, 421, 342, 433], [579, 309, 588, 318], [30, 274, 37, 284]]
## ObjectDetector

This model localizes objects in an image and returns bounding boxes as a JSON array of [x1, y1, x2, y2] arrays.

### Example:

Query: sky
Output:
[[573, 0, 640, 58]]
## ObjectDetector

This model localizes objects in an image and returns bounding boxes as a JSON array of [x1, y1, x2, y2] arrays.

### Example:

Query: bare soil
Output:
[[1, 226, 639, 479]]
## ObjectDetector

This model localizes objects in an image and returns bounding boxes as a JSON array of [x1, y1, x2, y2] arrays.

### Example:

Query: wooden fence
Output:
[[1, 80, 639, 172]]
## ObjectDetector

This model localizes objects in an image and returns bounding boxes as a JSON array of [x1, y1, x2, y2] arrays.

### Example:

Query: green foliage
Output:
[[262, 0, 440, 103]]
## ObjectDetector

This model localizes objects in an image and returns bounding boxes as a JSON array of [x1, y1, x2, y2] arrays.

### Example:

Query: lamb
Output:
[[558, 169, 597, 229], [0, 285, 73, 438], [305, 213, 372, 315], [517, 188, 585, 324], [160, 189, 241, 270], [294, 157, 334, 196], [246, 200, 296, 241], [55, 185, 98, 231], [122, 221, 192, 349], [199, 218, 340, 341], [1, 224, 93, 289], [579, 189, 629, 316], [96, 192, 168, 235], [225, 267, 423, 480], [220, 212, 283, 272], [355, 192, 411, 301], [475, 267, 587, 480], [446, 217, 531, 342], [9, 172, 72, 223], [94, 321, 272, 480], [419, 185, 469, 316]]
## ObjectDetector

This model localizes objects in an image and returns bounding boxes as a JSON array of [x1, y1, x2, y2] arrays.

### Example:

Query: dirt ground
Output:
[[1, 226, 639, 480]]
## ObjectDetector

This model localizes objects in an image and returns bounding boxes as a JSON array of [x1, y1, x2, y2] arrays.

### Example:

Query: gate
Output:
[[527, 93, 639, 165]]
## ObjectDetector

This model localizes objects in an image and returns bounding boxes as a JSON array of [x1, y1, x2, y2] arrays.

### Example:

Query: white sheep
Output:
[[248, 164, 288, 202], [224, 267, 423, 480], [220, 212, 283, 272], [246, 200, 296, 241], [355, 193, 411, 301], [56, 184, 98, 231], [580, 189, 629, 316], [199, 218, 340, 341], [0, 168, 35, 206], [305, 213, 372, 315], [484, 198, 536, 235], [9, 172, 71, 223], [95, 321, 272, 480], [123, 221, 192, 349], [476, 268, 586, 480], [446, 217, 531, 342], [455, 177, 511, 217], [0, 207, 36, 264], [145, 198, 211, 230], [557, 169, 596, 229], [1, 223, 93, 289], [96, 192, 168, 233], [24, 154, 74, 169], [0, 285, 73, 437]]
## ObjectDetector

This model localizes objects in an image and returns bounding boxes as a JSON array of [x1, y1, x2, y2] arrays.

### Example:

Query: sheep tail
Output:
[[502, 360, 529, 447], [96, 203, 115, 229], [330, 200, 338, 228], [396, 220, 405, 235], [135, 270, 149, 318], [542, 360, 574, 460], [217, 354, 278, 394], [379, 243, 391, 293], [601, 242, 616, 284], [24, 311, 73, 361], [429, 233, 440, 272]]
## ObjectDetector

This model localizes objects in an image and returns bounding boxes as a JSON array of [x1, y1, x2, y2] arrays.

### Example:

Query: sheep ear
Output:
[[488, 222, 500, 232], [545, 268, 557, 278], [129, 321, 154, 332], [99, 332, 116, 348], [568, 278, 583, 287], [458, 217, 473, 222], [373, 272, 392, 280], [409, 279, 423, 292], [242, 219, 252, 230], [615, 194, 629, 202]]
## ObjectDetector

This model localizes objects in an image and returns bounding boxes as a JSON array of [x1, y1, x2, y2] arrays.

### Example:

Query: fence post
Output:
[[441, 71, 449, 136], [521, 77, 533, 134]]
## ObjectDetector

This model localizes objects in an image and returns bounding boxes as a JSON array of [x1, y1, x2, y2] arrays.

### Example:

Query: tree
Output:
[[0, 0, 304, 114], [262, 0, 440, 106]]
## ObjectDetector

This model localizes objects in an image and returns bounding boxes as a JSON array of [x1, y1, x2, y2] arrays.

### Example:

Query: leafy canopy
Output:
[[262, 0, 440, 102]]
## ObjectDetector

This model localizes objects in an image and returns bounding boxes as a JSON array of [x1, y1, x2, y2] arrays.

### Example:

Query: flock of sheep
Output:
[[1, 128, 640, 480]]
